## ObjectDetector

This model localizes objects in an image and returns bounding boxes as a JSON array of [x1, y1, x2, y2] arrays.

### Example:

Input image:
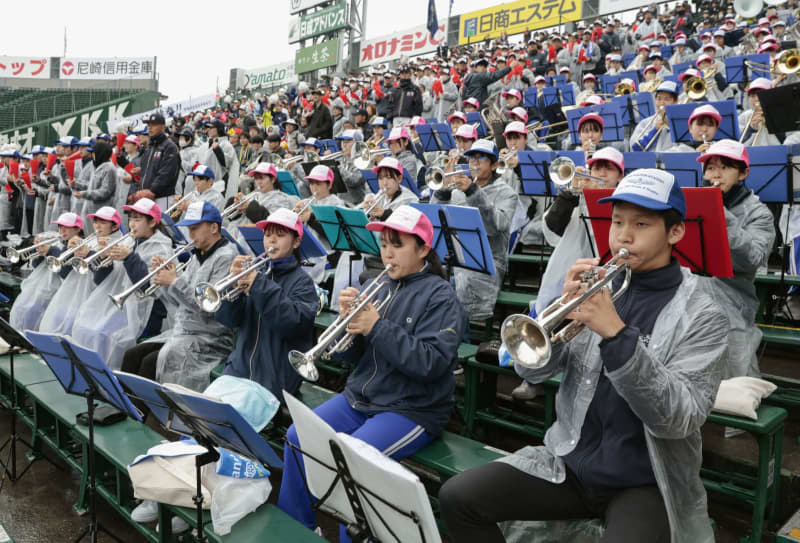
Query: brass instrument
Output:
[[367, 135, 384, 149], [497, 149, 518, 175], [500, 249, 631, 369], [70, 232, 135, 274], [276, 154, 306, 170], [745, 50, 800, 75], [734, 0, 763, 19], [6, 233, 60, 264], [682, 76, 707, 101], [288, 265, 394, 381], [548, 156, 609, 195], [295, 196, 318, 216], [479, 91, 506, 137], [353, 146, 392, 170], [166, 191, 198, 220], [636, 108, 668, 151], [615, 81, 635, 95], [109, 241, 196, 309], [364, 188, 389, 217], [194, 247, 276, 313], [222, 191, 260, 219], [638, 77, 663, 94], [426, 167, 476, 191], [739, 105, 765, 144], [46, 233, 98, 272]]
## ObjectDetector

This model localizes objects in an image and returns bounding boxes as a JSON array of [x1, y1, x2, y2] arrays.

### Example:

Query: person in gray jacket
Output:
[[434, 69, 459, 121], [76, 141, 117, 235], [440, 169, 729, 543], [698, 140, 775, 378], [431, 140, 520, 320]]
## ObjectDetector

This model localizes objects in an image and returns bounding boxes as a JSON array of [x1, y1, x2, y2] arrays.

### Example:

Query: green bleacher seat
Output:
[[496, 290, 534, 309], [757, 324, 800, 347]]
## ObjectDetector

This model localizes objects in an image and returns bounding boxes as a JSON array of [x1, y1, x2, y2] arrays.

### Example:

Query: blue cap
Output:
[[186, 164, 215, 180], [96, 133, 112, 142], [135, 125, 149, 135], [464, 139, 499, 161], [655, 80, 680, 96], [57, 136, 78, 146], [370, 116, 388, 127], [337, 129, 356, 141], [31, 145, 47, 154], [598, 168, 686, 218], [176, 200, 223, 226], [303, 137, 320, 148]]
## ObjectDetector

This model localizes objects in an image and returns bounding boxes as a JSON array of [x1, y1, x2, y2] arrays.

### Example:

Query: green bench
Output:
[[496, 290, 535, 310], [757, 323, 800, 348]]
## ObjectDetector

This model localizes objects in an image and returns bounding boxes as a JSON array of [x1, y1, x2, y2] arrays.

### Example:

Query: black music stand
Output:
[[0, 318, 36, 494], [284, 391, 440, 543], [25, 331, 141, 543], [760, 82, 800, 134], [409, 203, 495, 281], [154, 384, 283, 543]]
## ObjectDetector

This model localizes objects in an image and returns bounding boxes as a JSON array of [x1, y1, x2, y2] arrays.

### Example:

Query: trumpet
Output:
[[109, 241, 196, 309], [222, 191, 260, 219], [289, 265, 394, 381], [500, 249, 631, 369], [364, 188, 388, 217], [426, 167, 476, 191], [165, 190, 198, 219], [295, 196, 318, 216], [46, 233, 98, 273], [548, 156, 609, 195], [276, 155, 306, 170], [353, 146, 392, 169], [6, 233, 60, 263], [497, 149, 518, 176], [70, 232, 135, 274], [194, 247, 275, 313], [615, 81, 635, 95]]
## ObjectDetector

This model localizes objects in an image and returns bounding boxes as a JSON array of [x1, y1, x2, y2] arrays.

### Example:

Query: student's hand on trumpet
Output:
[[561, 258, 625, 339], [345, 301, 380, 336], [151, 255, 177, 286], [230, 255, 258, 294], [35, 235, 53, 257], [108, 242, 132, 261]]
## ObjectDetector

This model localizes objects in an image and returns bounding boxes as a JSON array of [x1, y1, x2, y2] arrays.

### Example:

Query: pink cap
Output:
[[407, 116, 426, 126], [51, 211, 83, 229], [87, 206, 122, 227], [447, 111, 467, 123], [372, 156, 404, 176], [747, 77, 773, 92], [558, 66, 570, 73], [248, 162, 278, 177], [502, 89, 522, 101], [124, 134, 140, 146], [508, 106, 529, 123], [760, 35, 778, 45], [462, 97, 480, 108], [385, 127, 411, 142], [689, 104, 722, 125], [582, 73, 597, 82], [678, 68, 701, 81], [366, 204, 433, 248], [586, 146, 624, 172], [580, 95, 605, 106], [696, 139, 749, 167], [578, 112, 604, 131], [305, 164, 334, 183], [695, 54, 714, 66], [503, 121, 527, 137], [123, 197, 162, 223], [638, 44, 650, 52], [703, 43, 719, 53], [753, 27, 770, 37], [643, 64, 659, 74], [758, 17, 770, 26], [255, 208, 304, 239], [454, 124, 478, 139], [758, 42, 780, 54]]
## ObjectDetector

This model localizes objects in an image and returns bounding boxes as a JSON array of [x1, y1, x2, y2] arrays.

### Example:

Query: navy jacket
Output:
[[140, 132, 180, 198], [216, 256, 318, 398], [339, 268, 467, 436]]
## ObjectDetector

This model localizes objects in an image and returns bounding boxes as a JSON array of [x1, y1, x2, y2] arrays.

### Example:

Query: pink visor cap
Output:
[[305, 164, 334, 183], [51, 211, 83, 228], [249, 162, 278, 177], [503, 121, 527, 137], [255, 208, 304, 239], [123, 197, 162, 223], [372, 156, 404, 176], [447, 111, 467, 123], [454, 124, 478, 139], [578, 112, 604, 131], [689, 104, 722, 125], [696, 139, 749, 167], [366, 204, 434, 247], [586, 146, 625, 172], [87, 206, 122, 227]]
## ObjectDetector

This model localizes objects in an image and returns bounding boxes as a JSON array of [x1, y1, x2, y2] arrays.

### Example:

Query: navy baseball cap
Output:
[[176, 200, 223, 226], [598, 168, 686, 218], [143, 112, 166, 125], [464, 139, 499, 161]]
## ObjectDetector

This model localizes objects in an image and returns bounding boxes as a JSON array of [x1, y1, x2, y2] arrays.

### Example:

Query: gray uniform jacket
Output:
[[80, 162, 117, 235], [156, 241, 238, 392], [714, 190, 775, 378], [631, 114, 674, 152], [505, 268, 728, 543], [394, 151, 418, 184], [434, 80, 459, 121], [338, 159, 367, 206]]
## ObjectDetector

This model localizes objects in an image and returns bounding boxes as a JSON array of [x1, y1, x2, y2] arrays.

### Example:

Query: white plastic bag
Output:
[[210, 476, 272, 535]]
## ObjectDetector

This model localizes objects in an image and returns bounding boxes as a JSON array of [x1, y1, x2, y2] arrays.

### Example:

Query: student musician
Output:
[[172, 164, 225, 222], [10, 212, 82, 332], [498, 121, 544, 246], [39, 207, 120, 335], [278, 205, 467, 539], [631, 81, 680, 152], [440, 169, 729, 543], [71, 198, 172, 370], [665, 104, 720, 153], [511, 147, 626, 401], [430, 140, 521, 320], [229, 162, 298, 239], [332, 129, 368, 206], [698, 140, 775, 377], [575, 113, 605, 156], [386, 127, 418, 184], [215, 208, 318, 397], [737, 78, 780, 147]]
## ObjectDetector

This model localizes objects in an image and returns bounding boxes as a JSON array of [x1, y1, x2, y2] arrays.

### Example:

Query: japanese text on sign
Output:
[[0, 56, 50, 79], [61, 57, 156, 80], [289, 1, 348, 43], [295, 39, 340, 74], [458, 0, 581, 45], [359, 23, 447, 67]]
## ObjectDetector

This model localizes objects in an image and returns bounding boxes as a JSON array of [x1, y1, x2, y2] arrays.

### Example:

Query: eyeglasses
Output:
[[468, 155, 490, 162]]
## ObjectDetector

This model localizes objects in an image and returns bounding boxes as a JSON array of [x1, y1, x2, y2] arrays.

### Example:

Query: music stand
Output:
[[523, 88, 541, 108], [25, 331, 141, 543], [312, 205, 380, 286], [725, 54, 771, 84], [671, 61, 692, 77], [660, 153, 705, 188], [277, 170, 301, 197], [154, 384, 283, 543], [745, 145, 792, 203], [517, 151, 558, 198], [665, 100, 740, 142], [582, 187, 733, 277], [465, 112, 487, 138], [284, 392, 440, 543], [598, 74, 620, 96], [319, 139, 339, 154], [659, 44, 674, 59], [557, 84, 576, 106], [409, 203, 496, 280], [0, 318, 36, 494], [238, 225, 328, 262], [546, 75, 566, 87], [431, 123, 456, 150], [759, 82, 800, 134], [541, 87, 560, 108], [614, 92, 655, 126], [565, 103, 625, 145], [622, 152, 657, 174]]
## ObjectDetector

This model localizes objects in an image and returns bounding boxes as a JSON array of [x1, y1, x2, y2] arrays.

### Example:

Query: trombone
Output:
[[276, 154, 306, 170], [744, 50, 800, 75], [548, 156, 609, 195], [194, 247, 275, 313], [500, 249, 631, 369], [6, 233, 60, 264], [288, 265, 394, 381], [46, 233, 98, 273], [108, 241, 196, 309], [70, 232, 135, 274]]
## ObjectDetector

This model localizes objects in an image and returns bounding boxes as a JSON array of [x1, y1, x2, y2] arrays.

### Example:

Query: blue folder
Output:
[[665, 100, 740, 143], [622, 152, 657, 173]]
